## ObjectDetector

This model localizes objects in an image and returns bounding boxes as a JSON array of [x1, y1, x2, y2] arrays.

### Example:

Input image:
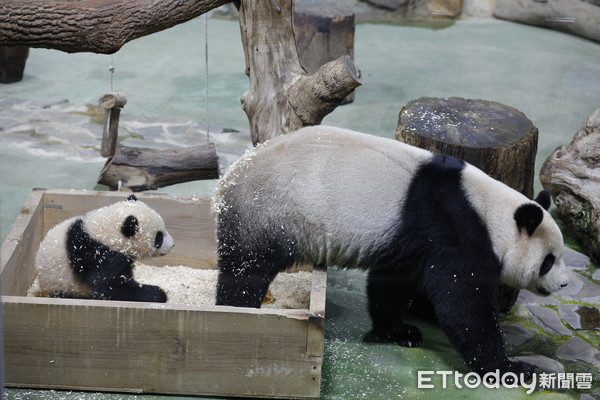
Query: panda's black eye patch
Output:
[[539, 254, 555, 277], [155, 231, 164, 248], [121, 215, 139, 237]]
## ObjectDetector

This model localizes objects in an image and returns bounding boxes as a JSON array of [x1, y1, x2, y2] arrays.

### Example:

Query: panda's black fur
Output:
[[212, 126, 568, 378], [66, 217, 167, 302], [363, 154, 501, 352]]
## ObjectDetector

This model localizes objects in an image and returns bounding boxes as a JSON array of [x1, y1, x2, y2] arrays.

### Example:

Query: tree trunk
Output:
[[238, 0, 362, 145], [0, 0, 230, 54], [396, 96, 540, 313]]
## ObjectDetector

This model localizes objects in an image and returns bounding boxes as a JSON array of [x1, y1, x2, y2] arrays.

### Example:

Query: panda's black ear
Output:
[[122, 215, 139, 237], [127, 194, 138, 202], [514, 203, 544, 236], [534, 190, 551, 210]]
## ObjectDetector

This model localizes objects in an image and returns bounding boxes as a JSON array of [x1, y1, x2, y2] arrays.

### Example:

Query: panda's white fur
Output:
[[30, 196, 174, 301], [213, 125, 569, 377], [461, 163, 568, 294]]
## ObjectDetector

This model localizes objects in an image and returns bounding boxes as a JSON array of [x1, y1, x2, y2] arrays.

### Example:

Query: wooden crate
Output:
[[1, 189, 326, 399]]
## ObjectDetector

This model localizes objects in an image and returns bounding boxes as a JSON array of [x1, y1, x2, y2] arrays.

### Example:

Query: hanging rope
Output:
[[203, 13, 210, 143], [109, 54, 115, 92]]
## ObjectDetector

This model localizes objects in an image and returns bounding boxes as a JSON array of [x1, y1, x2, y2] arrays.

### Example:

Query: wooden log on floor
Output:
[[97, 145, 219, 192], [396, 96, 539, 313]]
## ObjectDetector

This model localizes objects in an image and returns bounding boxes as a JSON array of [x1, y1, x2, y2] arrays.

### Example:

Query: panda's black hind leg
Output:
[[363, 268, 423, 347], [216, 262, 280, 308], [214, 206, 300, 308]]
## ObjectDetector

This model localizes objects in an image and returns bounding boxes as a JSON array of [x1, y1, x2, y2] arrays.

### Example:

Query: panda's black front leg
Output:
[[363, 268, 423, 347], [428, 280, 535, 379], [100, 278, 167, 303], [86, 261, 167, 303]]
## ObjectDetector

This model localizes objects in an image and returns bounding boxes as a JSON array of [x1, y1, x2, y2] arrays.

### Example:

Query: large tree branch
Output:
[[0, 0, 231, 54], [288, 55, 362, 126]]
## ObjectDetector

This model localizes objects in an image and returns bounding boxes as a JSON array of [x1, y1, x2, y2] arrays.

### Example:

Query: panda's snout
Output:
[[536, 271, 569, 296], [158, 231, 175, 256]]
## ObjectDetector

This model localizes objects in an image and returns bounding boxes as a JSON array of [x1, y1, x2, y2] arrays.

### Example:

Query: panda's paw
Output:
[[363, 324, 423, 348], [137, 285, 168, 303], [506, 360, 536, 383], [482, 360, 536, 385]]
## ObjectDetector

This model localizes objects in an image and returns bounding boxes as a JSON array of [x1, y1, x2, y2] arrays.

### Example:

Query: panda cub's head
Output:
[[83, 195, 174, 259], [502, 191, 569, 297]]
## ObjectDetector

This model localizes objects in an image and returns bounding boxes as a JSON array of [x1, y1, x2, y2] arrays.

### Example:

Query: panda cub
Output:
[[30, 195, 174, 302], [213, 126, 569, 378]]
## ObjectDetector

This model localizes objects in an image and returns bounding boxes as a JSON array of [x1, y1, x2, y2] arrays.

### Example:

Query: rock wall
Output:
[[540, 107, 600, 265], [495, 0, 600, 43]]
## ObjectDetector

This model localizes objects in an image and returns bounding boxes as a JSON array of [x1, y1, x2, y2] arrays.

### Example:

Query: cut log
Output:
[[396, 97, 540, 313], [238, 0, 362, 145], [98, 145, 219, 192], [293, 3, 355, 103], [540, 107, 600, 265]]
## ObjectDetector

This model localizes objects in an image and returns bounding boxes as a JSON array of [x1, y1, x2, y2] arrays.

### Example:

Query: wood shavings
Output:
[[133, 264, 313, 309]]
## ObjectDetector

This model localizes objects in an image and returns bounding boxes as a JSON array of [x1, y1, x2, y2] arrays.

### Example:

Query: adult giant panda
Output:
[[213, 126, 570, 378], [30, 195, 174, 302]]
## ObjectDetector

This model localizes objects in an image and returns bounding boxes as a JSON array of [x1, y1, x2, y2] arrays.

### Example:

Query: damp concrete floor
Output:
[[2, 16, 600, 400]]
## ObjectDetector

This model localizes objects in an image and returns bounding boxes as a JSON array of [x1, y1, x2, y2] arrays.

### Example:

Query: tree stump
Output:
[[294, 3, 355, 103], [396, 97, 540, 313]]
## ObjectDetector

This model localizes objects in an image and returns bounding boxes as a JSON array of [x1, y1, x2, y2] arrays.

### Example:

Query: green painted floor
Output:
[[2, 15, 600, 400]]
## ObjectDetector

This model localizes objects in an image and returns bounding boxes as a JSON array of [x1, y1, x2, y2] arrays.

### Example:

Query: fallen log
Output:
[[98, 145, 219, 192]]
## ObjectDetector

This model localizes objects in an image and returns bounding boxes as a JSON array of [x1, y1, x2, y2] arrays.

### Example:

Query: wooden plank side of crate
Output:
[[3, 297, 322, 399], [307, 266, 326, 358], [39, 189, 218, 269], [0, 189, 45, 296]]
